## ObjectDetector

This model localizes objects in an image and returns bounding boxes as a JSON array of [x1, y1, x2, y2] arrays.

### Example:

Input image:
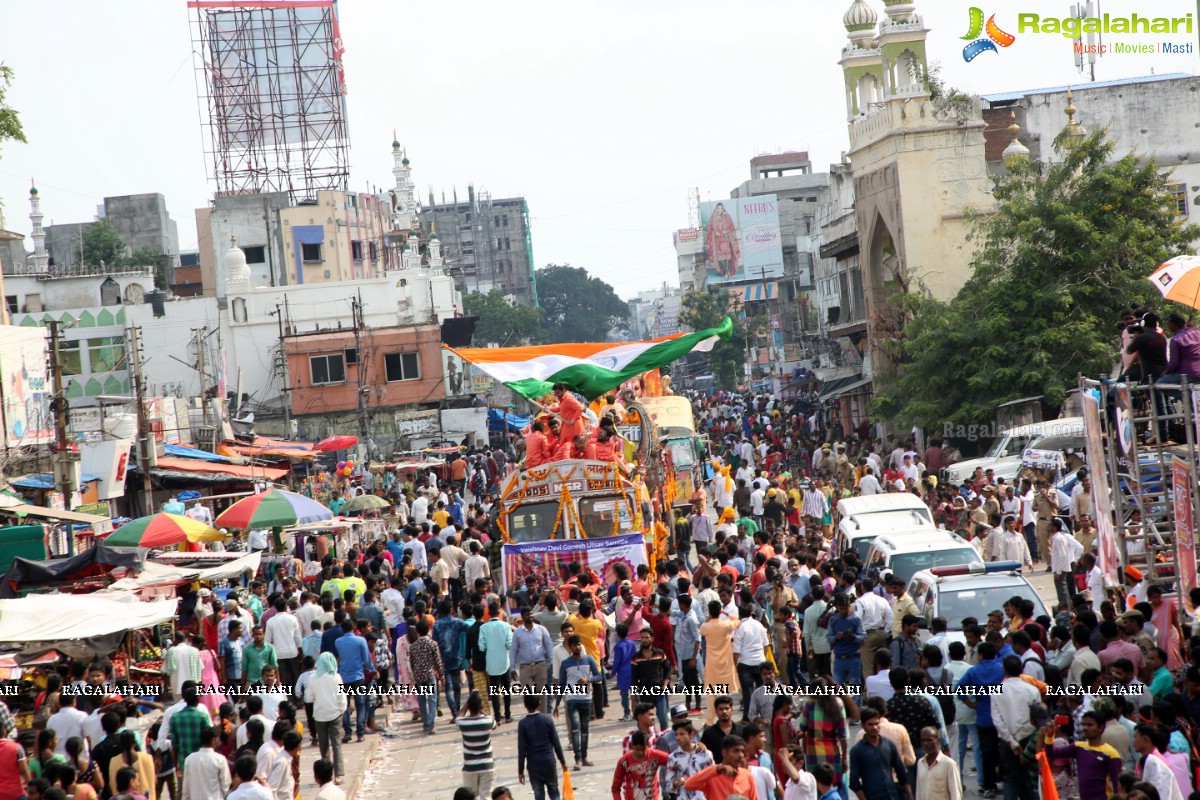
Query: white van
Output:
[[833, 494, 935, 561], [865, 529, 981, 585], [943, 417, 1085, 484]]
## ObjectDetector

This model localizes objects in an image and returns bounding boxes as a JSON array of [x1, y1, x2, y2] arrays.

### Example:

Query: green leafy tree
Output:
[[129, 246, 168, 289], [871, 128, 1200, 428], [81, 219, 127, 269], [536, 264, 629, 343], [679, 288, 748, 390], [0, 65, 26, 157], [463, 289, 543, 346]]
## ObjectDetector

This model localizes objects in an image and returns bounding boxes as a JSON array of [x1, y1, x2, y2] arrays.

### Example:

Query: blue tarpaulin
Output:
[[163, 444, 232, 463], [12, 473, 101, 490], [487, 408, 532, 432]]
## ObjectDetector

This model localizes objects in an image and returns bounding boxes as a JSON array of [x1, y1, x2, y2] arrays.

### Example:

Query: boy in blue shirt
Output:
[[611, 622, 637, 721]]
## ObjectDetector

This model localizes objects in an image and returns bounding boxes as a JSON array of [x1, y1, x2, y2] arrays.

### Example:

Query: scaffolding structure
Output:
[[1081, 377, 1200, 599], [189, 0, 350, 202]]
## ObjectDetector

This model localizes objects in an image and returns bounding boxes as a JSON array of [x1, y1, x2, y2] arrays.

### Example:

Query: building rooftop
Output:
[[981, 72, 1192, 106]]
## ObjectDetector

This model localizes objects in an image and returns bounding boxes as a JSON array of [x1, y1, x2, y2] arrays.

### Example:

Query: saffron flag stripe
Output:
[[446, 318, 732, 401]]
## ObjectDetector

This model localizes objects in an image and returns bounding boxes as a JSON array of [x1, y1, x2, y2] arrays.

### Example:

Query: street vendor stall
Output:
[[0, 592, 178, 657]]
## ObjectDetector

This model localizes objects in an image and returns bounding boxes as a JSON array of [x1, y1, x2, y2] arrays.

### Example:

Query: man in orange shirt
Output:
[[525, 421, 550, 468], [549, 383, 586, 443], [683, 734, 759, 800], [572, 434, 597, 460], [449, 454, 468, 495]]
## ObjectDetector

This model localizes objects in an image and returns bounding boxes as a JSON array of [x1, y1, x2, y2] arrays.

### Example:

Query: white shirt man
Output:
[[1087, 563, 1106, 602], [256, 737, 284, 781], [866, 451, 883, 476], [248, 529, 270, 551], [740, 440, 755, 468], [403, 535, 428, 572], [735, 465, 755, 488], [900, 458, 920, 484], [856, 592, 894, 634], [859, 472, 883, 496], [411, 494, 430, 524], [750, 488, 766, 517], [181, 740, 231, 800], [1141, 749, 1185, 800], [294, 597, 322, 635], [380, 583, 406, 630], [1000, 493, 1021, 518], [264, 609, 302, 660], [864, 668, 895, 701], [47, 702, 88, 756], [464, 546, 491, 588], [999, 523, 1032, 569], [993, 673, 1042, 751], [731, 615, 769, 666], [1020, 489, 1037, 528], [915, 748, 963, 800], [1049, 526, 1084, 577]]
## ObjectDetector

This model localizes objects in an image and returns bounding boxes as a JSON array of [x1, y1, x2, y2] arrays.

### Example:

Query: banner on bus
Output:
[[500, 532, 648, 600]]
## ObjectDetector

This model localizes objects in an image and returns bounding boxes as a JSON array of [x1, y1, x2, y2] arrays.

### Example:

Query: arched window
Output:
[[99, 278, 120, 306], [232, 297, 248, 323], [857, 73, 881, 110]]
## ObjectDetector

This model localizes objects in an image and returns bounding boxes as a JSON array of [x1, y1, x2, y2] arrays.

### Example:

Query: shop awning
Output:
[[0, 592, 178, 643], [11, 473, 102, 490], [728, 283, 778, 303], [6, 504, 111, 525], [104, 551, 262, 591], [218, 437, 316, 461], [163, 443, 233, 463], [818, 376, 873, 401], [152, 457, 290, 481]]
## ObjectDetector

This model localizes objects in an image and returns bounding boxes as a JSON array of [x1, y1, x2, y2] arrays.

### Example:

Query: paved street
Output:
[[288, 565, 1060, 800]]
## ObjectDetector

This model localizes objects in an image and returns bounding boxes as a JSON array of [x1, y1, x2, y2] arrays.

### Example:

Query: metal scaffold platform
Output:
[[1080, 377, 1200, 595]]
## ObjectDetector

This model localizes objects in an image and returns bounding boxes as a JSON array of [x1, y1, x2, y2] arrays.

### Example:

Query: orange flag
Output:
[[562, 767, 575, 800], [1037, 751, 1059, 800]]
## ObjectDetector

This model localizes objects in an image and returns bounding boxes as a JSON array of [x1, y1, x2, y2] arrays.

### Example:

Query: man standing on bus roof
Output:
[[549, 383, 586, 444]]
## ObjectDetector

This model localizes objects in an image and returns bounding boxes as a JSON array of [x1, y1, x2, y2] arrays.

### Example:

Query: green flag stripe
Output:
[[501, 318, 732, 401]]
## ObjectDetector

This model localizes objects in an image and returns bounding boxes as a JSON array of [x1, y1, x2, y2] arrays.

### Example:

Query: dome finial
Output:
[[1003, 110, 1030, 168], [843, 0, 879, 35], [29, 177, 37, 196]]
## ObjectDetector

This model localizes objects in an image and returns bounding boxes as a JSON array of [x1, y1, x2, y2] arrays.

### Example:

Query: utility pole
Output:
[[48, 321, 77, 511], [273, 304, 291, 435], [353, 291, 369, 445], [193, 327, 208, 426], [127, 325, 156, 514]]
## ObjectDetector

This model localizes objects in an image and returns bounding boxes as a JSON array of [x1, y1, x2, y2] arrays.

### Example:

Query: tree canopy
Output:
[[81, 219, 127, 269], [679, 288, 749, 390], [535, 264, 628, 343], [871, 128, 1200, 428], [0, 65, 26, 157], [462, 289, 543, 346]]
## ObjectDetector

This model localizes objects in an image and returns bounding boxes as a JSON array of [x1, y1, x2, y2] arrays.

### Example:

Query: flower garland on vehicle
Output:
[[551, 483, 573, 539], [496, 464, 580, 543]]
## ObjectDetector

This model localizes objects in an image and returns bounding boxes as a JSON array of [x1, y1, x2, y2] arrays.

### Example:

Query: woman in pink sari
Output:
[[194, 634, 227, 712], [393, 618, 420, 720], [1149, 584, 1187, 672]]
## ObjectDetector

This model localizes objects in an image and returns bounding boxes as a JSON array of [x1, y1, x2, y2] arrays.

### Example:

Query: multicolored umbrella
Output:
[[314, 435, 359, 453], [105, 513, 224, 548], [1149, 255, 1200, 310], [342, 494, 389, 513], [215, 489, 332, 530]]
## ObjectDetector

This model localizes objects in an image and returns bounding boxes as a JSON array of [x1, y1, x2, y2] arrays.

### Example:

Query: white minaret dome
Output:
[[225, 233, 250, 289], [844, 0, 879, 33]]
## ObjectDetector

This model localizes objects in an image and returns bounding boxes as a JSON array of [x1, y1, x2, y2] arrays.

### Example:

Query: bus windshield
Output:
[[578, 495, 635, 538], [505, 502, 559, 543]]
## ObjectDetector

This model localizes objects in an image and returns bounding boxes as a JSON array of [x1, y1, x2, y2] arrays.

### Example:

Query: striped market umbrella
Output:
[[105, 513, 224, 548], [342, 494, 389, 513], [215, 489, 332, 530]]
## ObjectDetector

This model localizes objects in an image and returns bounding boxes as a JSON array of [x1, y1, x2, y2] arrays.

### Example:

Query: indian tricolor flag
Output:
[[446, 317, 733, 400]]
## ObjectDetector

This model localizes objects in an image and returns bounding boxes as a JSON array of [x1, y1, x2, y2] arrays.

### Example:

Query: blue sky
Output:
[[0, 0, 1196, 299]]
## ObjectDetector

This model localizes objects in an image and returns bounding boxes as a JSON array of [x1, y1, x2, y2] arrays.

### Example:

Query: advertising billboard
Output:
[[0, 328, 52, 448], [700, 194, 784, 284]]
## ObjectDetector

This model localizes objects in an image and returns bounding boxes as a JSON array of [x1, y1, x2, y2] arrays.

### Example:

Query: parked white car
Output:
[[943, 417, 1085, 484]]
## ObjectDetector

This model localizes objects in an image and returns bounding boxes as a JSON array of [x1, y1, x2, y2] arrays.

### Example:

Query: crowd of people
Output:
[[13, 366, 1200, 800]]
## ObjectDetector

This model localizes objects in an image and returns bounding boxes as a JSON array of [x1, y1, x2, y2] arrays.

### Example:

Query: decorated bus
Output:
[[619, 395, 707, 510], [488, 459, 669, 603]]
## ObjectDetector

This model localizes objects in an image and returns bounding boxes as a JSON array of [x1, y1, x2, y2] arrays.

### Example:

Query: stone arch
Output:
[[100, 278, 120, 306], [893, 50, 921, 93], [857, 73, 881, 110], [868, 215, 903, 292]]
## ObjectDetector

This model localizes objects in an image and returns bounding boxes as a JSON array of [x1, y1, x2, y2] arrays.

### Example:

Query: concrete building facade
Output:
[[419, 188, 538, 306], [42, 193, 180, 280], [283, 324, 445, 422]]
